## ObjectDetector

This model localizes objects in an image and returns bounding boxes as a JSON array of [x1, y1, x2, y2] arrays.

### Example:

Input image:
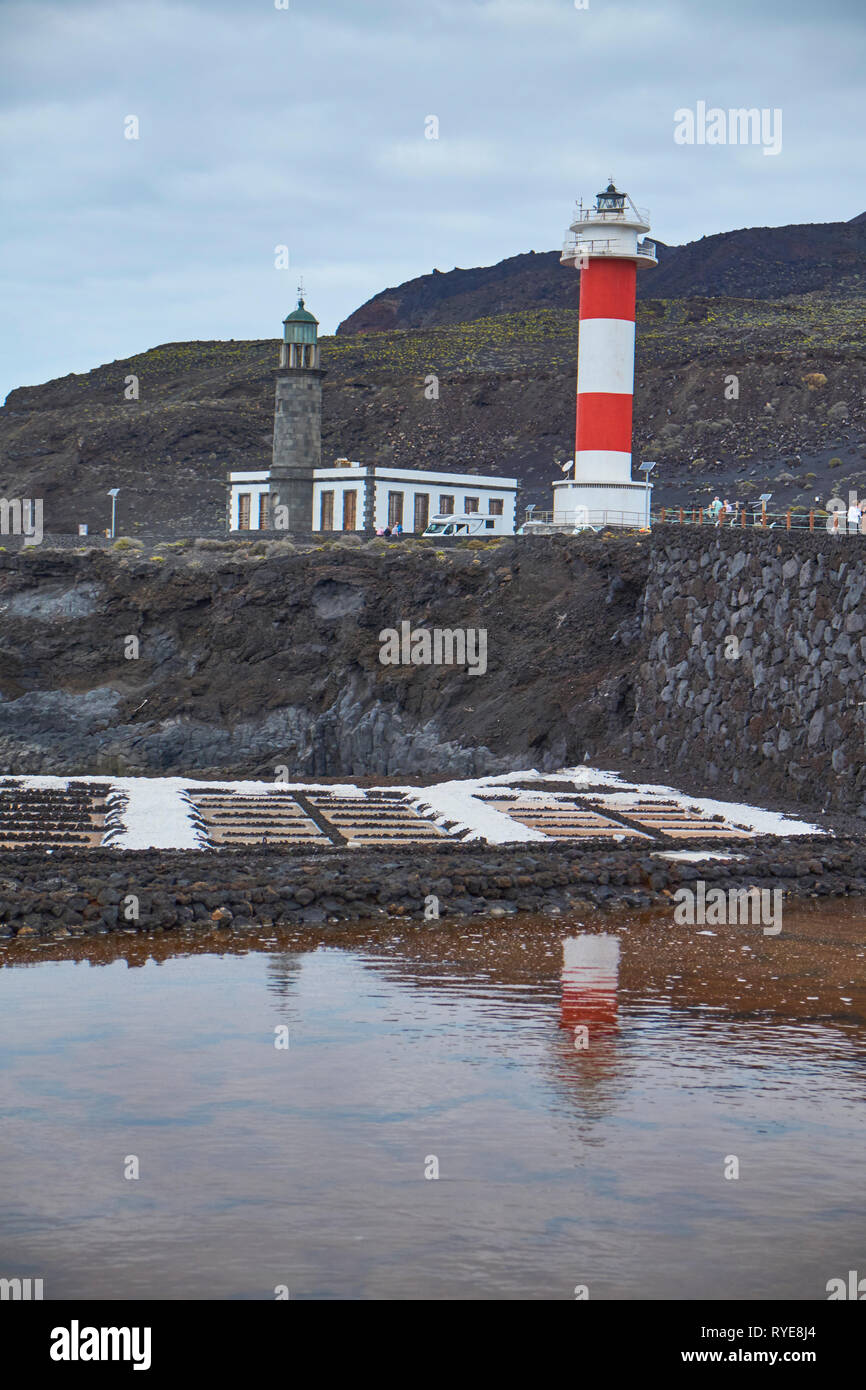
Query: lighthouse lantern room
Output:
[[555, 182, 657, 529]]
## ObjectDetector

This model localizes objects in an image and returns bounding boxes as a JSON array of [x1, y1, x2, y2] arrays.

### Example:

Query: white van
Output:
[[423, 513, 505, 538]]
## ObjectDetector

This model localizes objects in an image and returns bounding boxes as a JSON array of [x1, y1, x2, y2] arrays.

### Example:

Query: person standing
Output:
[[848, 498, 862, 535]]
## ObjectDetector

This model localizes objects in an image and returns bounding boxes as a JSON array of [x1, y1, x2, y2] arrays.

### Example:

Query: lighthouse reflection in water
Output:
[[1, 910, 864, 1299], [556, 934, 625, 1121], [561, 934, 621, 1040]]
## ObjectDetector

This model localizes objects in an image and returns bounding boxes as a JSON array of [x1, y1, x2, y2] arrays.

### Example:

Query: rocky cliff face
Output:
[[0, 536, 646, 779], [3, 530, 866, 821]]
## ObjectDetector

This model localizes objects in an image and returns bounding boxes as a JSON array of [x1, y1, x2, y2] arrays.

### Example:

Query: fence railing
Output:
[[570, 204, 651, 225], [519, 507, 862, 534], [561, 236, 657, 263], [652, 507, 851, 532], [521, 508, 647, 529]]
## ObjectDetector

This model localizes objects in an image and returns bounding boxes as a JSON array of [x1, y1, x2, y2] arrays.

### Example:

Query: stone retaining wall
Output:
[[622, 527, 866, 815], [0, 837, 859, 937]]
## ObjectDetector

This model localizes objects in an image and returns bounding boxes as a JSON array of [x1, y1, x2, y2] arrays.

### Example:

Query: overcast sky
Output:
[[2, 0, 864, 401]]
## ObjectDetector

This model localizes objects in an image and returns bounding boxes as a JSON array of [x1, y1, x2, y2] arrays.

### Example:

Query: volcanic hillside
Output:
[[337, 215, 866, 334], [1, 213, 865, 536]]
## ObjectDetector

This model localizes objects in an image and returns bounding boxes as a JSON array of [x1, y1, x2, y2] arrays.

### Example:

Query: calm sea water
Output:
[[1, 903, 864, 1300]]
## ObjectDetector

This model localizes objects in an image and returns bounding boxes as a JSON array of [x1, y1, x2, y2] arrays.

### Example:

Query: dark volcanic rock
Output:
[[0, 536, 647, 778], [0, 837, 862, 938], [337, 217, 866, 335]]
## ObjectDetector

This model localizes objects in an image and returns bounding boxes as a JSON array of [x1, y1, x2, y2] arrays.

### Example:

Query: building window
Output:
[[343, 490, 357, 531], [259, 493, 271, 529], [413, 494, 430, 533], [465, 497, 479, 513], [488, 498, 504, 515], [238, 494, 251, 530], [321, 490, 335, 530], [388, 491, 404, 528], [485, 519, 495, 529], [439, 495, 454, 515]]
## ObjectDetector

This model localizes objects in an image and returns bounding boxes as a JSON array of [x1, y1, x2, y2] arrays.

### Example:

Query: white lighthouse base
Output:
[[552, 479, 651, 531]]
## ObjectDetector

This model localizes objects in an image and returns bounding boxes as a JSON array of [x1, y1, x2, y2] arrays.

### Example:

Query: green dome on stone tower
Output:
[[284, 297, 317, 325], [283, 295, 318, 345]]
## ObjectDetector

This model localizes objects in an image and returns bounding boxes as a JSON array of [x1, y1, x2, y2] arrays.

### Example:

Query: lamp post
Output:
[[639, 462, 657, 528], [107, 488, 120, 539]]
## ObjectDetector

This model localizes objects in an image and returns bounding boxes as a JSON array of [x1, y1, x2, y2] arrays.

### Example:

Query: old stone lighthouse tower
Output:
[[269, 289, 323, 530]]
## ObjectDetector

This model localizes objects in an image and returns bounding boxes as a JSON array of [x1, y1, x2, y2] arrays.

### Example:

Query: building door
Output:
[[238, 493, 251, 530], [343, 490, 357, 531], [259, 493, 271, 529], [387, 491, 404, 528], [413, 494, 429, 533], [320, 491, 334, 530]]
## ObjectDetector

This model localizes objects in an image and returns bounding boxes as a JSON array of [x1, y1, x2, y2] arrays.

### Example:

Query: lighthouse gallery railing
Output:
[[561, 236, 657, 261]]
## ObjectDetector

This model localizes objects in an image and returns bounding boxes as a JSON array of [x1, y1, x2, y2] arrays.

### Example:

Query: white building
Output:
[[228, 461, 517, 535]]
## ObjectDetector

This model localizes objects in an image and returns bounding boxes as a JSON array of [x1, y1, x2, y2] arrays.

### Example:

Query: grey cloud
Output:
[[1, 0, 864, 399]]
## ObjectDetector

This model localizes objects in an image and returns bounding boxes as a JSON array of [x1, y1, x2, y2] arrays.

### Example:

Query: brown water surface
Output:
[[1, 901, 864, 1300]]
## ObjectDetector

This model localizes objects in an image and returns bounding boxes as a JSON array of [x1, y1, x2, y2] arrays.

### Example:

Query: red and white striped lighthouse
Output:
[[556, 182, 657, 528]]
